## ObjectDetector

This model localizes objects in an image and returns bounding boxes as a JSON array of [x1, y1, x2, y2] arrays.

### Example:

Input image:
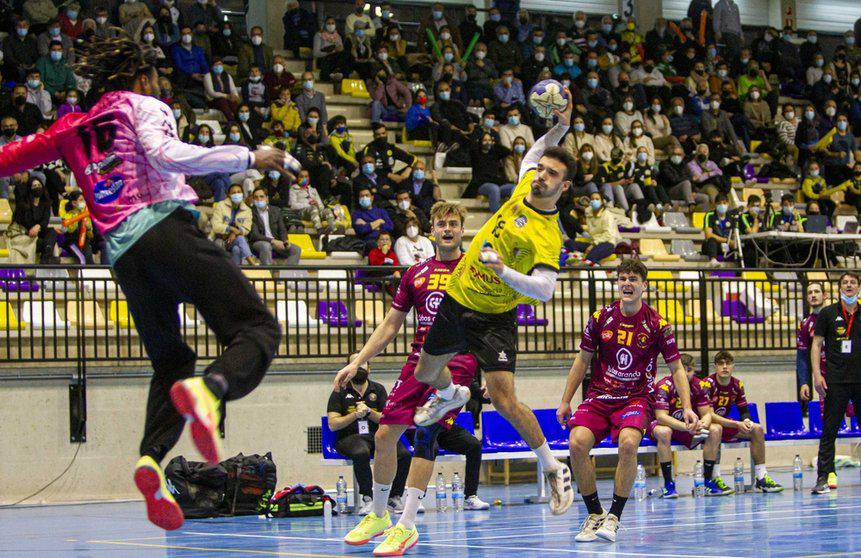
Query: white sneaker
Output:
[[358, 496, 374, 516], [387, 496, 404, 513], [413, 386, 471, 427], [595, 513, 620, 542], [463, 495, 490, 510], [574, 512, 606, 542], [545, 462, 574, 515]]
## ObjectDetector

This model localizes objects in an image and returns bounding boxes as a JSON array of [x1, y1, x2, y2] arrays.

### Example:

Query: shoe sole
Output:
[[574, 534, 598, 543], [134, 464, 184, 531], [414, 390, 470, 427], [756, 486, 785, 493], [548, 465, 574, 516], [595, 529, 617, 542], [345, 527, 390, 546], [661, 494, 678, 499], [373, 533, 419, 556], [812, 488, 831, 494], [170, 381, 221, 465]]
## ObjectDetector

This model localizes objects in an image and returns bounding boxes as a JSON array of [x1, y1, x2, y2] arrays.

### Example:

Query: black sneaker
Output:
[[811, 477, 830, 494]]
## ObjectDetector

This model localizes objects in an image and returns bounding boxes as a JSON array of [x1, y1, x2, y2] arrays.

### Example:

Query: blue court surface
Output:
[[4, 470, 861, 557]]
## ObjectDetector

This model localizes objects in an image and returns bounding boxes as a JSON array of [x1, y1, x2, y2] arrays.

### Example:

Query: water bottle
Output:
[[436, 472, 447, 512], [733, 458, 745, 495], [451, 472, 464, 512], [336, 475, 348, 514], [693, 460, 705, 498], [634, 464, 647, 501], [323, 499, 333, 520], [793, 454, 803, 491]]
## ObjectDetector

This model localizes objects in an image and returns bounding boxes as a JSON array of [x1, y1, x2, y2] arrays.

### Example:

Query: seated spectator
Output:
[[430, 81, 474, 151], [802, 159, 843, 218], [503, 136, 528, 185], [688, 143, 728, 201], [4, 18, 39, 82], [565, 193, 620, 265], [374, 44, 405, 82], [824, 115, 858, 184], [368, 231, 401, 277], [623, 120, 655, 164], [659, 144, 710, 210], [571, 144, 607, 200], [56, 88, 81, 119], [795, 104, 825, 166], [499, 106, 534, 149], [241, 65, 270, 118], [582, 71, 614, 124], [487, 25, 522, 74], [743, 86, 773, 143], [139, 23, 172, 76], [238, 26, 274, 81], [292, 123, 339, 201], [432, 44, 463, 82], [563, 116, 595, 159], [405, 88, 433, 141], [10, 84, 43, 136], [770, 193, 805, 231], [737, 61, 773, 104], [352, 188, 394, 252], [328, 116, 359, 175], [281, 0, 316, 59], [270, 89, 301, 139], [613, 72, 647, 112], [391, 189, 430, 237], [367, 69, 411, 123], [355, 153, 398, 207], [842, 160, 861, 214], [171, 25, 209, 106], [702, 194, 734, 266], [706, 130, 745, 178], [314, 17, 349, 82], [643, 98, 679, 152], [37, 18, 74, 63], [464, 132, 513, 212], [327, 356, 410, 515], [701, 93, 742, 152], [807, 53, 826, 88], [154, 6, 179, 48], [669, 96, 701, 152], [776, 103, 801, 165], [738, 195, 764, 267], [212, 21, 240, 66], [634, 58, 668, 99], [204, 57, 240, 122], [599, 147, 642, 211], [289, 169, 335, 234], [263, 55, 296, 101], [348, 22, 375, 80], [303, 107, 328, 144], [360, 123, 416, 186], [394, 216, 434, 265], [686, 60, 710, 95], [405, 161, 440, 218], [59, 191, 104, 264], [25, 69, 53, 119], [593, 116, 625, 163], [553, 50, 582, 82], [465, 42, 497, 104], [493, 69, 526, 115], [10, 175, 57, 264], [188, 125, 232, 202], [234, 104, 263, 150], [209, 184, 256, 266], [262, 121, 291, 150], [632, 146, 670, 213], [295, 72, 328, 126]]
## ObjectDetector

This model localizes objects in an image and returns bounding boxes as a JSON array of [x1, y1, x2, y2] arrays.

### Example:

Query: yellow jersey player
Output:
[[336, 88, 578, 518]]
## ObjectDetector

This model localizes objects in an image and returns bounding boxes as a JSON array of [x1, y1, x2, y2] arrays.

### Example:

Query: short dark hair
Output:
[[839, 271, 860, 284], [372, 122, 386, 134], [747, 194, 761, 205], [781, 193, 794, 204], [714, 350, 734, 364], [715, 193, 729, 204], [617, 258, 648, 281], [252, 186, 267, 196], [541, 145, 577, 183]]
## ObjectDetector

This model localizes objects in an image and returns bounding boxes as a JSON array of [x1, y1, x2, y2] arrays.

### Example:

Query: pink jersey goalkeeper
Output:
[[0, 91, 255, 234]]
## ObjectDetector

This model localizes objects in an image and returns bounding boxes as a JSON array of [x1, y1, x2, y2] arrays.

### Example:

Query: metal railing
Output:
[[0, 265, 820, 371]]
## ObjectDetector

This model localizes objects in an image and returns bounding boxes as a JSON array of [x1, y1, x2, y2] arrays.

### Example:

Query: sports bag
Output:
[[268, 484, 336, 518], [220, 452, 278, 516], [163, 456, 228, 518]]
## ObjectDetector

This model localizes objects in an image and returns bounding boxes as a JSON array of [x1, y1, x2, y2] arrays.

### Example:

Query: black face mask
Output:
[[619, 80, 629, 87], [306, 134, 319, 145], [643, 65, 654, 72], [748, 69, 757, 77], [14, 96, 25, 107], [373, 136, 388, 147], [467, 14, 476, 22], [2, 128, 16, 138], [353, 367, 369, 384], [697, 154, 708, 162], [31, 187, 42, 196]]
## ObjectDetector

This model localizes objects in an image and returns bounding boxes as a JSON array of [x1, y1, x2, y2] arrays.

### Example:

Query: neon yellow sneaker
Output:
[[170, 377, 222, 465], [344, 511, 391, 546], [827, 472, 838, 489], [373, 524, 419, 557], [134, 455, 184, 531]]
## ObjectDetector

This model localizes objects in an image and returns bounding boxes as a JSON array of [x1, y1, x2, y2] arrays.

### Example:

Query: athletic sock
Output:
[[704, 460, 716, 482], [582, 492, 603, 515], [398, 487, 424, 530], [372, 482, 391, 517], [755, 464, 767, 481], [713, 463, 722, 479], [533, 441, 560, 472], [437, 383, 456, 400], [660, 461, 673, 484], [608, 494, 628, 519], [203, 373, 227, 400]]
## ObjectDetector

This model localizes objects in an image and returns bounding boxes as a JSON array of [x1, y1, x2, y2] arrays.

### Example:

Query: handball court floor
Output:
[[4, 470, 861, 557]]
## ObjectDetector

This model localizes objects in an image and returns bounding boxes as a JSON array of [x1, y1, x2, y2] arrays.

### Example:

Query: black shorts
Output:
[[423, 293, 517, 373]]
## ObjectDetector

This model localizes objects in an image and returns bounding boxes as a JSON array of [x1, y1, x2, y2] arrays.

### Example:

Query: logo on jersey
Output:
[[514, 215, 528, 228], [368, 392, 377, 402], [93, 175, 125, 204], [616, 348, 633, 371], [637, 332, 649, 348], [498, 351, 509, 363], [414, 276, 427, 288], [601, 329, 613, 342], [837, 326, 846, 336], [84, 153, 122, 176], [620, 410, 641, 419], [426, 291, 444, 315]]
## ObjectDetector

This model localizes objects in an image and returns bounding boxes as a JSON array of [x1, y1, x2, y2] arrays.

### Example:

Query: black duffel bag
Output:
[[221, 452, 278, 516], [163, 456, 228, 518]]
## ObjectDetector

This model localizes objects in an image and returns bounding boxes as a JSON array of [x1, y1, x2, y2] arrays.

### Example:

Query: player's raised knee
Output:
[[654, 425, 672, 444]]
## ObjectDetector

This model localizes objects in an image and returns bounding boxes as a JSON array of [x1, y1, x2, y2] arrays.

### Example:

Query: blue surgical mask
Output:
[[229, 193, 244, 204], [805, 110, 815, 120], [49, 27, 60, 37], [490, 13, 501, 22], [602, 24, 613, 33], [587, 40, 598, 48], [574, 123, 585, 133], [782, 206, 792, 216], [238, 112, 250, 122], [498, 34, 509, 44], [652, 104, 662, 113], [601, 124, 613, 134], [841, 293, 858, 305], [268, 170, 281, 181], [27, 79, 40, 89], [443, 52, 453, 62], [587, 78, 598, 88], [16, 27, 27, 37], [508, 116, 520, 126], [336, 125, 347, 134], [590, 199, 603, 211], [229, 132, 240, 142], [67, 10, 78, 19], [838, 121, 848, 131], [303, 79, 314, 90], [483, 118, 495, 129], [810, 170, 820, 177], [438, 90, 451, 101], [514, 144, 526, 154], [716, 204, 728, 214], [708, 47, 717, 57], [362, 163, 375, 175], [223, 28, 232, 37], [432, 10, 443, 20], [213, 64, 223, 74], [198, 134, 210, 144], [637, 152, 648, 163], [413, 169, 425, 181], [359, 196, 372, 208], [172, 108, 182, 119], [564, 58, 574, 67], [50, 51, 62, 62], [587, 58, 597, 68], [254, 200, 267, 209], [533, 35, 543, 45]]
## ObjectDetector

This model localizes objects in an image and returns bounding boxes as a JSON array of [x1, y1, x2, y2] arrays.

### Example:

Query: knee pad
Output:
[[413, 423, 444, 461]]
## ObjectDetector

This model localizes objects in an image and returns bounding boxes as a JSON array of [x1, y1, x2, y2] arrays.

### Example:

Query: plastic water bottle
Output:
[[436, 472, 447, 512], [734, 458, 745, 494], [323, 499, 333, 520], [693, 460, 705, 498], [335, 475, 348, 514], [451, 472, 464, 511], [634, 464, 647, 501], [793, 454, 803, 491]]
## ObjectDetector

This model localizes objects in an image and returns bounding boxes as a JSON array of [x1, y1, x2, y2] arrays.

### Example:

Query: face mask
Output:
[[514, 144, 526, 154], [407, 169, 423, 183], [389, 34, 399, 42], [574, 123, 585, 133], [751, 91, 760, 100], [824, 74, 833, 84], [222, 28, 232, 37], [575, 19, 586, 29], [31, 187, 42, 196], [335, 125, 347, 134], [826, 107, 836, 117], [406, 225, 419, 238], [601, 124, 613, 134], [490, 13, 501, 22], [838, 121, 849, 131], [848, 37, 856, 46], [805, 110, 815, 120], [75, 201, 86, 210], [671, 155, 683, 165], [359, 196, 372, 208], [587, 58, 597, 68], [432, 10, 443, 20], [144, 32, 155, 43], [814, 58, 825, 68], [609, 43, 618, 52], [556, 38, 567, 47], [50, 51, 62, 62], [439, 90, 450, 101], [238, 111, 250, 122], [602, 24, 613, 33], [810, 169, 820, 177], [711, 101, 721, 110], [304, 80, 314, 90], [534, 52, 545, 62], [377, 52, 389, 61], [441, 32, 451, 41], [253, 199, 268, 210], [14, 96, 25, 107], [66, 96, 77, 105], [443, 52, 454, 62], [533, 35, 544, 45], [97, 17, 107, 25], [716, 204, 728, 214], [251, 36, 263, 46], [395, 199, 411, 211], [587, 78, 598, 88], [168, 107, 181, 119], [326, 24, 336, 32], [213, 64, 223, 74], [181, 34, 192, 44], [2, 128, 15, 138], [482, 118, 494, 129], [708, 47, 717, 57], [674, 106, 684, 116], [588, 40, 598, 48], [785, 111, 794, 120], [16, 27, 27, 37], [229, 193, 244, 204], [842, 293, 859, 305], [508, 116, 520, 126], [637, 152, 648, 162], [198, 134, 210, 143], [49, 27, 60, 37], [307, 116, 319, 127], [590, 199, 603, 211], [27, 79, 40, 89], [581, 151, 594, 161], [250, 75, 262, 82], [751, 206, 762, 215], [783, 206, 792, 215], [362, 163, 375, 175], [718, 69, 728, 78], [499, 34, 509, 44], [271, 63, 285, 75], [852, 78, 861, 87], [632, 127, 644, 137], [623, 102, 633, 112]]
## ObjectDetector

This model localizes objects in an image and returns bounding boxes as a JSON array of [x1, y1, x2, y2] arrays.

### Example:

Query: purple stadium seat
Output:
[[354, 269, 382, 293], [721, 299, 765, 324], [316, 300, 362, 327], [517, 304, 548, 326], [0, 268, 39, 292]]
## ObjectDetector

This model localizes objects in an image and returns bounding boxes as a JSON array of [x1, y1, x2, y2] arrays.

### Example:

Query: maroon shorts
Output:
[[568, 396, 652, 443], [380, 353, 478, 429], [721, 424, 742, 442], [647, 419, 703, 449]]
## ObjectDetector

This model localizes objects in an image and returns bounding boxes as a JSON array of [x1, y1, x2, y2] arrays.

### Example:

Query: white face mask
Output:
[[623, 102, 633, 112], [181, 34, 192, 44], [581, 151, 594, 161], [398, 199, 410, 211], [476, 50, 486, 60], [251, 36, 263, 46], [273, 63, 284, 74], [326, 24, 336, 32], [144, 33, 154, 43], [96, 16, 107, 25], [751, 91, 760, 100], [826, 107, 836, 117], [229, 193, 244, 204], [632, 127, 643, 137], [674, 106, 684, 115], [406, 225, 419, 238], [671, 155, 683, 165], [785, 111, 794, 120]]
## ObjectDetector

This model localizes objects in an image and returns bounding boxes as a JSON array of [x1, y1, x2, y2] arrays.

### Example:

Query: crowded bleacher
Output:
[[0, 0, 858, 272]]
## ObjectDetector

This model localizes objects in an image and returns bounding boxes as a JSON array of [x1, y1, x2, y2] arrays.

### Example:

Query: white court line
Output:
[[184, 531, 345, 543]]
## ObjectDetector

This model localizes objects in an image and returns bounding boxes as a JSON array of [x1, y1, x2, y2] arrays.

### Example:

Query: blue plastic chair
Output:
[[765, 401, 816, 440], [727, 402, 760, 423], [454, 411, 475, 434], [481, 410, 529, 453], [321, 416, 348, 460], [808, 401, 853, 437]]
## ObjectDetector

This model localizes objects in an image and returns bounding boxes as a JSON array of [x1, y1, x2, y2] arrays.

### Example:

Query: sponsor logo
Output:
[[637, 332, 649, 348], [368, 392, 377, 402], [165, 478, 179, 495], [620, 410, 641, 419], [498, 351, 508, 363], [601, 329, 614, 342], [93, 175, 125, 204], [641, 320, 651, 334], [514, 215, 528, 228], [837, 326, 846, 335], [616, 348, 633, 370], [426, 291, 444, 315], [414, 276, 427, 288], [84, 153, 122, 176]]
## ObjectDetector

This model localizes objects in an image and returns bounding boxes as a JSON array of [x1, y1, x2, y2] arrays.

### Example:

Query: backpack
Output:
[[163, 456, 228, 518], [220, 452, 278, 516], [268, 484, 336, 518]]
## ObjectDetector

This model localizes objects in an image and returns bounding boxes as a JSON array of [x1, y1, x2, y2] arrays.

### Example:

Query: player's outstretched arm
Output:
[[332, 307, 408, 391], [670, 359, 698, 431], [480, 248, 558, 302], [518, 87, 573, 182], [557, 349, 592, 426], [0, 128, 63, 177]]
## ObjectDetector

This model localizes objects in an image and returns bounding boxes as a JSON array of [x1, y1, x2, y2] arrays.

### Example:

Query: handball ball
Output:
[[528, 79, 569, 119]]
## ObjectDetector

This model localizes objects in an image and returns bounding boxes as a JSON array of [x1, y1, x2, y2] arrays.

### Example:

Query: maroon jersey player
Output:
[[701, 350, 784, 493], [557, 259, 696, 543]]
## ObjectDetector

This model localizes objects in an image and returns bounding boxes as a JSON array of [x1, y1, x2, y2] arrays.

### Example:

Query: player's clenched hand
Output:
[[682, 408, 698, 431], [252, 145, 301, 180], [556, 402, 572, 428], [800, 384, 811, 401], [479, 246, 505, 274], [738, 418, 753, 434], [333, 362, 358, 392]]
